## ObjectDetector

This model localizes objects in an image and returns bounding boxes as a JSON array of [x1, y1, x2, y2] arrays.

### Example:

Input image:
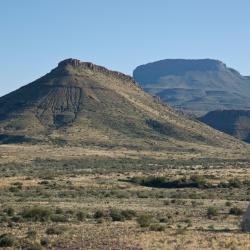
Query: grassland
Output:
[[0, 144, 250, 249]]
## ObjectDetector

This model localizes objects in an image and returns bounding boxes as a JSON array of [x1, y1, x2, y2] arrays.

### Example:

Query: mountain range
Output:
[[133, 59, 250, 115], [133, 59, 250, 143], [0, 58, 244, 154]]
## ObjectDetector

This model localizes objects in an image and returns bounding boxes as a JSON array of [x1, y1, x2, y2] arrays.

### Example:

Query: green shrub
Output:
[[228, 178, 242, 188], [9, 186, 21, 192], [11, 215, 23, 223], [55, 207, 63, 214], [164, 200, 170, 205], [121, 210, 137, 220], [0, 234, 16, 247], [46, 226, 65, 235], [76, 211, 86, 222], [109, 210, 125, 221], [40, 238, 49, 247], [149, 223, 165, 231], [24, 242, 43, 250], [137, 214, 153, 227], [229, 207, 243, 216], [26, 229, 37, 239], [50, 214, 68, 222], [131, 175, 209, 189], [4, 207, 15, 216], [22, 207, 52, 221], [207, 207, 218, 218], [93, 210, 105, 219]]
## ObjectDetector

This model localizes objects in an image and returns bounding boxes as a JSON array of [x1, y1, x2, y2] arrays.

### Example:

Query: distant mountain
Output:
[[199, 110, 250, 143], [133, 59, 250, 115], [0, 58, 241, 151]]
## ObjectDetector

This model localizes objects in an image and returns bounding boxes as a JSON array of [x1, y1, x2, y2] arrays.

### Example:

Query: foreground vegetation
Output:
[[0, 153, 250, 249]]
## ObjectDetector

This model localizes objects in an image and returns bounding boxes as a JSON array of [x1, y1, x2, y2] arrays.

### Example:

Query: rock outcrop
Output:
[[133, 59, 250, 115], [199, 110, 250, 143]]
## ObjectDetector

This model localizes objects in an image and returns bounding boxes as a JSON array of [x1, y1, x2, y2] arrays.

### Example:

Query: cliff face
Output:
[[133, 59, 250, 115], [199, 110, 250, 143]]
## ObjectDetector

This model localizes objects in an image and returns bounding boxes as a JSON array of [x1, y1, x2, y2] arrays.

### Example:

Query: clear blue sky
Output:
[[1, 0, 250, 97]]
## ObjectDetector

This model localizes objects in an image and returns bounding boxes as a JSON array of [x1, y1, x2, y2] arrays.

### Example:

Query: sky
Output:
[[0, 0, 250, 97]]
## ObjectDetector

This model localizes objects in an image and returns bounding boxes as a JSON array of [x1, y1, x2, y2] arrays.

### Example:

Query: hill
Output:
[[199, 110, 250, 143], [133, 59, 250, 115], [0, 58, 245, 154]]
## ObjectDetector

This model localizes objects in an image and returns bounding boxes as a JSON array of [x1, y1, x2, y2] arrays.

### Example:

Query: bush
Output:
[[137, 214, 153, 227], [229, 207, 243, 216], [4, 207, 14, 216], [76, 211, 86, 222], [228, 178, 242, 188], [55, 207, 63, 214], [0, 234, 16, 247], [22, 207, 52, 221], [121, 210, 137, 220], [207, 207, 218, 218], [149, 223, 165, 231], [109, 210, 125, 222], [24, 242, 43, 250], [46, 226, 65, 235], [40, 238, 49, 247], [50, 214, 68, 222], [26, 229, 37, 239], [93, 210, 105, 219], [130, 175, 209, 189], [11, 215, 23, 223]]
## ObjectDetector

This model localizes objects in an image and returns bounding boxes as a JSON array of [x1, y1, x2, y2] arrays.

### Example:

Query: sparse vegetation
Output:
[[0, 154, 250, 249], [46, 226, 66, 235], [137, 214, 154, 227], [0, 234, 16, 247], [207, 207, 218, 218], [21, 207, 52, 221], [229, 207, 243, 216]]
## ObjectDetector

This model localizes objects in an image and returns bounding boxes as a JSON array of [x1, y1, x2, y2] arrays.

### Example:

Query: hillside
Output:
[[133, 59, 250, 115], [0, 58, 246, 154], [199, 110, 250, 143]]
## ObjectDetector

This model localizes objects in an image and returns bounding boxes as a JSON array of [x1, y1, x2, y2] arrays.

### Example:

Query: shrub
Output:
[[121, 210, 137, 220], [131, 175, 209, 189], [137, 214, 153, 227], [22, 207, 52, 221], [228, 178, 242, 188], [11, 215, 23, 223], [164, 200, 170, 205], [93, 210, 105, 219], [190, 175, 208, 188], [76, 211, 86, 222], [0, 234, 16, 247], [4, 207, 15, 216], [109, 210, 125, 222], [50, 214, 68, 222], [9, 186, 20, 192], [40, 238, 49, 247], [149, 223, 165, 231], [26, 229, 37, 239], [55, 207, 63, 214], [207, 207, 218, 218], [24, 242, 43, 250], [46, 226, 65, 235], [229, 207, 243, 216]]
